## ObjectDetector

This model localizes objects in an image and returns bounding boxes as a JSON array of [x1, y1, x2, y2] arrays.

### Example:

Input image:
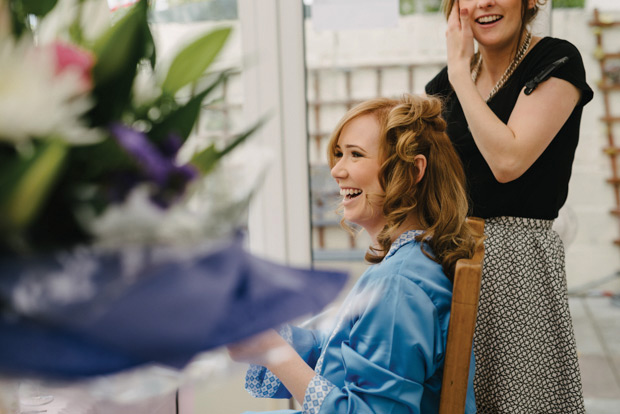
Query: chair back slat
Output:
[[438, 217, 485, 414]]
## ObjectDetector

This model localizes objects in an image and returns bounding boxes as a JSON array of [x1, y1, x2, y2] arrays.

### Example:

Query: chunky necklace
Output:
[[471, 31, 532, 102]]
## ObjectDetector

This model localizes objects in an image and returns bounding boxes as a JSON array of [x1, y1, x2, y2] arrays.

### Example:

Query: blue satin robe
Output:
[[243, 230, 476, 414]]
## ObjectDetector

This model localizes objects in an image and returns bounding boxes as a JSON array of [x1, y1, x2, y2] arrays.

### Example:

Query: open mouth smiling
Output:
[[340, 188, 362, 200], [476, 15, 503, 25]]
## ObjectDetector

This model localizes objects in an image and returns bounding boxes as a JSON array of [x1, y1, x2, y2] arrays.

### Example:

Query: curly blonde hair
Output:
[[327, 94, 477, 280]]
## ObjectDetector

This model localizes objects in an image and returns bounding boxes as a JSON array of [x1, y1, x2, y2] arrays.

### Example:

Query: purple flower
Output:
[[109, 123, 170, 185], [108, 123, 198, 207], [160, 134, 183, 156]]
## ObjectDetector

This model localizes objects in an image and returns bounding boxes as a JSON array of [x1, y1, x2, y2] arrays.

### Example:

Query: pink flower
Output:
[[52, 42, 96, 93]]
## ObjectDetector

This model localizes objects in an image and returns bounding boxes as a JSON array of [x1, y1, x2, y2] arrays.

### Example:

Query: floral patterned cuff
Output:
[[244, 325, 293, 398], [302, 374, 335, 414]]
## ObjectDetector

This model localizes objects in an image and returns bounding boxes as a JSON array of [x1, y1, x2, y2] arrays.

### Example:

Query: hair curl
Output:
[[327, 94, 477, 280]]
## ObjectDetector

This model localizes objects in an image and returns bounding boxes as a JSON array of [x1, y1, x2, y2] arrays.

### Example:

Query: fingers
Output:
[[459, 6, 473, 38], [448, 0, 460, 28]]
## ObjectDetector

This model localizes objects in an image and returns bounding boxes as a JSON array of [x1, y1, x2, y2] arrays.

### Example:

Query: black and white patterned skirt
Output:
[[473, 216, 585, 413]]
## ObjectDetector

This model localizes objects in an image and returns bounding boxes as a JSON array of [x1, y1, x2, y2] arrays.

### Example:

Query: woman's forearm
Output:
[[450, 71, 521, 182], [450, 71, 580, 182], [265, 349, 316, 405]]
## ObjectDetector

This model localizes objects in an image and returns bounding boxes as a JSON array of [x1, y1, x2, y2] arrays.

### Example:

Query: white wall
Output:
[[553, 9, 620, 291]]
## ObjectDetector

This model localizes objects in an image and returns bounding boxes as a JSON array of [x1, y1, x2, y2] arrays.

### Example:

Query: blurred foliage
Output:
[[400, 0, 441, 15], [552, 0, 585, 8]]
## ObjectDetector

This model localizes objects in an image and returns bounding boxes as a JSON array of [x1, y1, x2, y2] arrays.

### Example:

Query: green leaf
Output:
[[150, 71, 230, 142], [0, 140, 68, 233], [90, 0, 151, 125], [162, 27, 231, 96], [190, 118, 266, 175], [92, 0, 148, 86], [19, 0, 57, 17]]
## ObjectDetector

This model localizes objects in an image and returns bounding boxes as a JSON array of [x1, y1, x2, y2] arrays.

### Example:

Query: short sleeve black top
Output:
[[425, 37, 593, 220]]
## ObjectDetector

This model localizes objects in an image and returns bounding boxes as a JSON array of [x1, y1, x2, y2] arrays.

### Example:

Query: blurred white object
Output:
[[586, 0, 620, 11], [19, 381, 54, 407], [312, 0, 398, 31], [553, 205, 579, 248]]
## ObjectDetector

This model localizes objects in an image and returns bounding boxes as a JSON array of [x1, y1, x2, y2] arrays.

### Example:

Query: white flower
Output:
[[37, 0, 112, 45], [133, 63, 162, 107], [86, 141, 271, 246], [0, 37, 102, 145]]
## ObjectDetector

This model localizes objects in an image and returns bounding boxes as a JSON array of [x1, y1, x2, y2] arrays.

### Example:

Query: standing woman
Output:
[[425, 0, 593, 412]]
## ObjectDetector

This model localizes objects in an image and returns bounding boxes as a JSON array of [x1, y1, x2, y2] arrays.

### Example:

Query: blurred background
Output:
[[77, 0, 620, 412]]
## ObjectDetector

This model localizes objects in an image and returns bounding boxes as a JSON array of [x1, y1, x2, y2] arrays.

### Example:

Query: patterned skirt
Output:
[[473, 216, 585, 413]]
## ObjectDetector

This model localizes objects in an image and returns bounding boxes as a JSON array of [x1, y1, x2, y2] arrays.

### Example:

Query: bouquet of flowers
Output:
[[0, 0, 262, 254], [0, 0, 347, 380]]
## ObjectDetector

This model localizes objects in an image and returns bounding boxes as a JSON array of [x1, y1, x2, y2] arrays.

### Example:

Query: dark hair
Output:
[[327, 94, 476, 279]]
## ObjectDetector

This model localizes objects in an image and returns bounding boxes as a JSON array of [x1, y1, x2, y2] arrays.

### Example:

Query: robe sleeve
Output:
[[245, 324, 328, 399], [304, 273, 447, 414]]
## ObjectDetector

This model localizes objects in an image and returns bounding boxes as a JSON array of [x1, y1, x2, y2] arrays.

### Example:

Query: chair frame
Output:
[[438, 217, 485, 414]]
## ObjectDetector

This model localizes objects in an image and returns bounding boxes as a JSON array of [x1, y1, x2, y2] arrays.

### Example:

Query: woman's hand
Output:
[[227, 329, 317, 404], [446, 0, 475, 84], [227, 329, 293, 368]]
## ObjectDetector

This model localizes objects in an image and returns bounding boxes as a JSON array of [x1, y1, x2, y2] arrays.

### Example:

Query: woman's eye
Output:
[[334, 151, 343, 158], [352, 151, 363, 158]]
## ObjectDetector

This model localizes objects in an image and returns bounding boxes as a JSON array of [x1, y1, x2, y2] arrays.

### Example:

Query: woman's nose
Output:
[[331, 159, 346, 179], [477, 0, 495, 8]]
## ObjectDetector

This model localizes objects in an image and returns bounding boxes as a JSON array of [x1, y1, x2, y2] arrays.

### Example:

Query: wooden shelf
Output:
[[598, 82, 620, 92], [593, 9, 620, 250], [589, 19, 620, 28], [594, 49, 620, 61]]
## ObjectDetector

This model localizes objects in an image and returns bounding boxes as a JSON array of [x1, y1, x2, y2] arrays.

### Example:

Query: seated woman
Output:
[[227, 94, 477, 414]]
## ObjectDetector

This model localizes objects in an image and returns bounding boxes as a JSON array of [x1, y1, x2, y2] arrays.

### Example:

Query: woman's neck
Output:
[[476, 34, 540, 96], [479, 42, 520, 83]]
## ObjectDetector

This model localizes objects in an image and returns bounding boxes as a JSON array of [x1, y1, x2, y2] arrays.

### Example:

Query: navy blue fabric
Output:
[[0, 239, 347, 378]]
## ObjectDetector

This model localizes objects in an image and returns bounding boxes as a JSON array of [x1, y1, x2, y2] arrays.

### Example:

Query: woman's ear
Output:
[[414, 154, 427, 184], [527, 0, 536, 9]]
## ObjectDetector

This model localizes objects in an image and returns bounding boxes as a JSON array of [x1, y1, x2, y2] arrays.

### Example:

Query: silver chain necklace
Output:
[[471, 31, 532, 102]]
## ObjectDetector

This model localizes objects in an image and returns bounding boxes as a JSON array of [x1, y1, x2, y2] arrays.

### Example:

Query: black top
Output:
[[425, 37, 593, 220]]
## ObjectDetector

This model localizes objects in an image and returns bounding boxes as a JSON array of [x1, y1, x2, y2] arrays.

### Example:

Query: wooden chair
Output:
[[438, 217, 485, 414]]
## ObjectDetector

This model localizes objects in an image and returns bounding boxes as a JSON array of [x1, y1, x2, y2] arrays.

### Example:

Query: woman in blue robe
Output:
[[228, 94, 478, 414]]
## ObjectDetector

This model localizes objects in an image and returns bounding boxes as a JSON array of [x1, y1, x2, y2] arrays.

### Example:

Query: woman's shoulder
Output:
[[378, 241, 453, 306], [425, 66, 451, 97], [526, 37, 585, 69], [523, 36, 593, 104], [534, 37, 580, 52]]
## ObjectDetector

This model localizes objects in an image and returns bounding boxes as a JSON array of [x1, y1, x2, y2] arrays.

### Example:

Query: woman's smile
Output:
[[475, 14, 503, 26], [340, 187, 363, 204]]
